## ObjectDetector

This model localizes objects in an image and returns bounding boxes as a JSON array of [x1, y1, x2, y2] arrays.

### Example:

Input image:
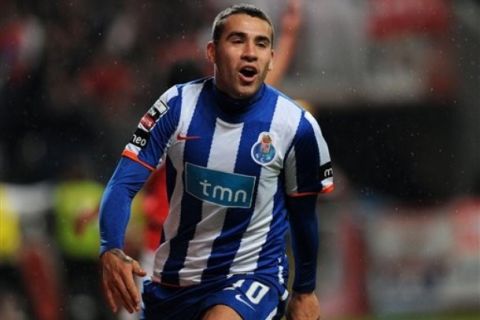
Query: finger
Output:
[[102, 277, 118, 313], [120, 266, 142, 311], [110, 284, 134, 314], [113, 284, 135, 313], [112, 284, 130, 313], [113, 273, 137, 313], [132, 260, 147, 277]]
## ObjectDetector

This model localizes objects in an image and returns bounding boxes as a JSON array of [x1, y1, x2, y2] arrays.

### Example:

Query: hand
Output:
[[281, 0, 302, 35], [286, 291, 321, 320], [100, 249, 146, 314]]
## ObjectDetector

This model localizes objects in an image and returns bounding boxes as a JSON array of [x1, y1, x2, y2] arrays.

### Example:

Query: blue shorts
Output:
[[141, 275, 288, 320]]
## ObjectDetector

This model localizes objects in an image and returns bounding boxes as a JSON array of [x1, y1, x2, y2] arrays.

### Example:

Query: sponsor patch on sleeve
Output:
[[319, 162, 333, 179], [139, 99, 169, 131], [128, 98, 170, 149], [130, 128, 149, 148]]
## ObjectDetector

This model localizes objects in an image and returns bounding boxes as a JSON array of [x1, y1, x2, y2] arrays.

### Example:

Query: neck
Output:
[[212, 80, 265, 113]]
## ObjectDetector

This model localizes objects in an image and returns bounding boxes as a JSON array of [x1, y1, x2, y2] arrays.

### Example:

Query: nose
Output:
[[241, 41, 257, 61]]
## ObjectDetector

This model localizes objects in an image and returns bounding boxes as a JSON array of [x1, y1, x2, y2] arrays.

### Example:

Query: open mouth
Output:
[[239, 66, 258, 81]]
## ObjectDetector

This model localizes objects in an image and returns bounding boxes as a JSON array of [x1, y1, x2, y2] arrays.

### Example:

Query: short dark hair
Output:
[[211, 4, 274, 44]]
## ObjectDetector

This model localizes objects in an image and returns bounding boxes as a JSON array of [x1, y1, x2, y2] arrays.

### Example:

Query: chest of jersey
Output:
[[168, 111, 284, 209]]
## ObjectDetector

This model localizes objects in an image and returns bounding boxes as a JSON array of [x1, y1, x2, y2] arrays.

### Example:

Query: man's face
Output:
[[207, 14, 274, 99]]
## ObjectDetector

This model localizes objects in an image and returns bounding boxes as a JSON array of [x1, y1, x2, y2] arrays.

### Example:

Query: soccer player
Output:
[[99, 4, 333, 320]]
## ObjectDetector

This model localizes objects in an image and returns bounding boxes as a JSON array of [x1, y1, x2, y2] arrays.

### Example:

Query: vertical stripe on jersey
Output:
[[283, 109, 332, 195], [158, 156, 176, 249], [202, 94, 280, 280], [179, 118, 243, 284], [304, 112, 332, 172], [165, 156, 176, 205], [293, 115, 321, 193], [153, 83, 203, 282], [230, 96, 302, 280], [160, 86, 221, 285]]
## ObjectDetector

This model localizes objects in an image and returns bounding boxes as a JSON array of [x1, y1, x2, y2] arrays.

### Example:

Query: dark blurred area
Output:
[[0, 0, 479, 320], [0, 0, 214, 184]]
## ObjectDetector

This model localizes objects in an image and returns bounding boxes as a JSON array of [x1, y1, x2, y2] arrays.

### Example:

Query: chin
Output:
[[237, 85, 260, 98]]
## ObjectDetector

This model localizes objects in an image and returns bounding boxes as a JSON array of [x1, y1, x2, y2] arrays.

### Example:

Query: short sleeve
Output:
[[284, 111, 334, 196]]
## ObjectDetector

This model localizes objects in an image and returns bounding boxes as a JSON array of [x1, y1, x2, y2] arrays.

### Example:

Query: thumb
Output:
[[132, 260, 147, 277]]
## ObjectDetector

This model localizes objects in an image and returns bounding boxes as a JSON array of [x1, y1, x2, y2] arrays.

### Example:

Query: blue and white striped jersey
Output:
[[122, 78, 333, 287]]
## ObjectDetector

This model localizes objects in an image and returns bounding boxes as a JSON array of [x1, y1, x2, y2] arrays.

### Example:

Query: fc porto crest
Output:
[[251, 132, 277, 165]]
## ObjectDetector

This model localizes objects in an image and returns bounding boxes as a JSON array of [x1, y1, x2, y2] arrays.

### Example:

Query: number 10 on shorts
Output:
[[226, 279, 270, 304]]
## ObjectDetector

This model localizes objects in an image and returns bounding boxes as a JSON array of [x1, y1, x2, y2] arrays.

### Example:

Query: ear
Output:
[[268, 49, 274, 71], [206, 41, 216, 64]]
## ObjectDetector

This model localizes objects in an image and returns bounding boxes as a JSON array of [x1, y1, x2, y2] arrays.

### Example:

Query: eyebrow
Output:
[[225, 31, 272, 45]]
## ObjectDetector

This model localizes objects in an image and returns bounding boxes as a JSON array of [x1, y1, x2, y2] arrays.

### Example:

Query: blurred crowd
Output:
[[0, 0, 218, 184]]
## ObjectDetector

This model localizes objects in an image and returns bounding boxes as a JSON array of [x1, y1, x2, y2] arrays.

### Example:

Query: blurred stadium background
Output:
[[0, 0, 479, 319]]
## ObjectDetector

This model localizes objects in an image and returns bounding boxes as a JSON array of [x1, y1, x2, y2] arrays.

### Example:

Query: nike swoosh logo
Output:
[[235, 294, 255, 310], [176, 133, 201, 141]]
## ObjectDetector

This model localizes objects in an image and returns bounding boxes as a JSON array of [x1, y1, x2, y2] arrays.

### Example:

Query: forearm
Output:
[[99, 157, 151, 255], [286, 194, 319, 293], [265, 34, 297, 86], [265, 0, 301, 87]]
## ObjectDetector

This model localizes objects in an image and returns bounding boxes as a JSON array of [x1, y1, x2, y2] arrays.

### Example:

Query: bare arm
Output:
[[266, 0, 302, 86]]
